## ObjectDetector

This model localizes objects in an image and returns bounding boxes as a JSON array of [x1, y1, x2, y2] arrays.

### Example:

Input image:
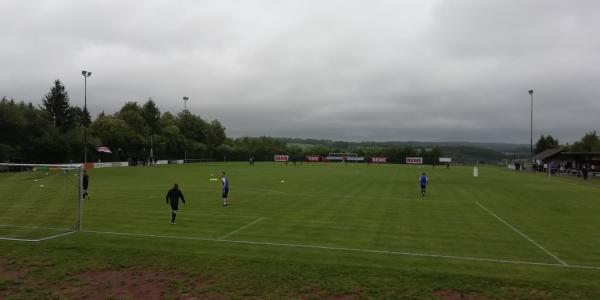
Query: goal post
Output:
[[327, 152, 362, 164], [0, 163, 83, 242]]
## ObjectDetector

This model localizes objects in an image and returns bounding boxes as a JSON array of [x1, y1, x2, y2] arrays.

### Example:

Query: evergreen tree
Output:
[[142, 98, 161, 135], [42, 80, 71, 128], [535, 135, 560, 154], [571, 131, 600, 152]]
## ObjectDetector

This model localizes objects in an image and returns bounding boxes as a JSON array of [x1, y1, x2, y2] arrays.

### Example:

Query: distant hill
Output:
[[276, 138, 527, 152], [276, 138, 529, 163]]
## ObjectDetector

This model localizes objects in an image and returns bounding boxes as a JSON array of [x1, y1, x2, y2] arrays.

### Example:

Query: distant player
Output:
[[419, 172, 428, 196], [82, 170, 90, 200], [165, 184, 185, 224], [221, 171, 229, 206]]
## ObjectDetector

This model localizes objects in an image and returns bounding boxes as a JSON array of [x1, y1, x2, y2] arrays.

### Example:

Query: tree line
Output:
[[1, 80, 229, 163], [1, 80, 447, 164], [534, 132, 600, 154], [17, 79, 600, 164]]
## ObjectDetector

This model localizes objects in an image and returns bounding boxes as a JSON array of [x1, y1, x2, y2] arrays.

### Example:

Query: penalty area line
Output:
[[36, 230, 77, 241], [475, 202, 568, 266], [218, 217, 266, 240], [0, 224, 75, 232], [0, 230, 77, 242], [79, 229, 600, 271]]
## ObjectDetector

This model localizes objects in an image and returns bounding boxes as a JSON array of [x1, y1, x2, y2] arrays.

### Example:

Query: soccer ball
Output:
[[40, 184, 44, 188]]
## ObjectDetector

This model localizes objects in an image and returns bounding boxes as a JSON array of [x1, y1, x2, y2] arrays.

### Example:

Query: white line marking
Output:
[[36, 230, 77, 241], [0, 230, 76, 242], [475, 202, 568, 266], [0, 237, 40, 242], [218, 217, 265, 240], [0, 224, 74, 232], [80, 229, 600, 271]]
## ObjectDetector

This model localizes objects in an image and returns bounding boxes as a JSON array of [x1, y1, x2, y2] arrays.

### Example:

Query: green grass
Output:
[[1, 163, 600, 298]]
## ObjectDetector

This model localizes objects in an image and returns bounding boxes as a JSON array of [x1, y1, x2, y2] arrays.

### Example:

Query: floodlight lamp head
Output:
[[81, 70, 87, 76], [528, 89, 534, 95], [183, 96, 189, 101], [87, 72, 92, 77]]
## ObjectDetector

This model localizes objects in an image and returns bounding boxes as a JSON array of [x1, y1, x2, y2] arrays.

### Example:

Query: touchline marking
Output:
[[0, 224, 74, 232], [218, 217, 266, 240], [0, 230, 76, 242], [0, 237, 40, 242], [475, 202, 568, 266], [80, 229, 600, 271]]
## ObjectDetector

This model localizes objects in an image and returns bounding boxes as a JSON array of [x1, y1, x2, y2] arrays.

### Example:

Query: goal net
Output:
[[0, 163, 82, 242]]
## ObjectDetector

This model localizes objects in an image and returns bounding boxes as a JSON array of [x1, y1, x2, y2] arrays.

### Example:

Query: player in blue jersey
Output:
[[221, 171, 229, 206], [419, 172, 428, 196]]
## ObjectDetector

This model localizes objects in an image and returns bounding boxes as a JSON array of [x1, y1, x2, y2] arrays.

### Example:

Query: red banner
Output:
[[274, 155, 289, 162]]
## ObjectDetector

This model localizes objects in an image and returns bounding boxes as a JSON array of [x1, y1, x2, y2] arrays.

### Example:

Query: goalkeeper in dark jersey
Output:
[[82, 170, 90, 200], [165, 184, 185, 224]]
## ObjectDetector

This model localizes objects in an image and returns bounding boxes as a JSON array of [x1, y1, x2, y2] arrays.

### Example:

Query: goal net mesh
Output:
[[0, 163, 82, 241]]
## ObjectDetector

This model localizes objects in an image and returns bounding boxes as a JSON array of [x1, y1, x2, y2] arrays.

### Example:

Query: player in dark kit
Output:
[[165, 184, 185, 224], [82, 170, 89, 200], [221, 171, 229, 206], [419, 172, 428, 196]]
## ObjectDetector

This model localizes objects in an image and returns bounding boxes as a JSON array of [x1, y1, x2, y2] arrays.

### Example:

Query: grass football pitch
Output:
[[1, 162, 600, 298]]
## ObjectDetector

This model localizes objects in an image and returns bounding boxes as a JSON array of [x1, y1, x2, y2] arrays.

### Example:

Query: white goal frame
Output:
[[0, 163, 83, 242]]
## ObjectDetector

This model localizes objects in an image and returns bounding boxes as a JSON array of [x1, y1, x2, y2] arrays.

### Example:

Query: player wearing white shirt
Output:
[[221, 171, 229, 206]]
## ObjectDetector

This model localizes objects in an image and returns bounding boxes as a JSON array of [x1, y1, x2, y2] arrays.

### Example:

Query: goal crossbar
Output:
[[0, 163, 83, 168]]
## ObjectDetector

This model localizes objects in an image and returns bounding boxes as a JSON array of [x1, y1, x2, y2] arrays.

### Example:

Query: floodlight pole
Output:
[[528, 89, 534, 154], [182, 97, 189, 163], [82, 70, 92, 164], [183, 96, 189, 111]]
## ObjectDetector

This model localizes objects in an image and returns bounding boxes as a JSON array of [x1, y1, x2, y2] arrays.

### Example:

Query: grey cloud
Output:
[[1, 0, 598, 144]]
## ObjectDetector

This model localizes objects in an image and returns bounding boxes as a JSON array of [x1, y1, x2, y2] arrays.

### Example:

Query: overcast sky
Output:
[[1, 0, 599, 143]]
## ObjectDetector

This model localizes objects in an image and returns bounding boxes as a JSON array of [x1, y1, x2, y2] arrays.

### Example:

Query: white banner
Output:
[[93, 162, 129, 168], [406, 157, 423, 164], [439, 157, 452, 163], [346, 156, 364, 161], [93, 162, 112, 168], [274, 155, 289, 162], [156, 160, 169, 165], [306, 156, 320, 162]]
